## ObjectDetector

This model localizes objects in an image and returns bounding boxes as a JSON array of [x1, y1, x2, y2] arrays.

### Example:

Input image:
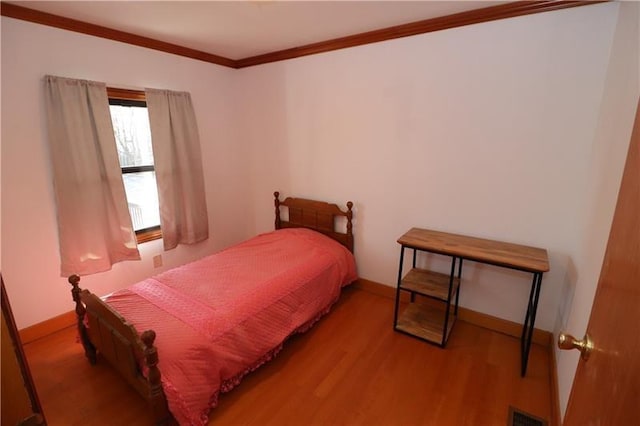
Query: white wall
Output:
[[236, 3, 624, 332], [1, 17, 251, 329], [555, 2, 639, 418]]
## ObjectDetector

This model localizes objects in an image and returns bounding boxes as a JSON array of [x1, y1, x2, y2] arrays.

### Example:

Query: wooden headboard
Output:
[[274, 191, 354, 253]]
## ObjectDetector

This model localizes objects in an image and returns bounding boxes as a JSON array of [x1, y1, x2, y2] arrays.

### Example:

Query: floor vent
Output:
[[508, 406, 548, 426]]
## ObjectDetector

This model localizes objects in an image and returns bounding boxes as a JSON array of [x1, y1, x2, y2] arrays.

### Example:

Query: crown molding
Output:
[[236, 1, 605, 68], [0, 2, 238, 68], [1, 1, 605, 69]]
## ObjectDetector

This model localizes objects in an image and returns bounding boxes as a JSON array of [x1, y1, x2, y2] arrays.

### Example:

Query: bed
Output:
[[68, 192, 357, 425]]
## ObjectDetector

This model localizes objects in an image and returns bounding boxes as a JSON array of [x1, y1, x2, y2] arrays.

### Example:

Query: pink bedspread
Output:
[[105, 228, 357, 425]]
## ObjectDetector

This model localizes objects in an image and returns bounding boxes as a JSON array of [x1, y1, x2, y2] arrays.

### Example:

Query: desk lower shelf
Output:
[[395, 303, 456, 345]]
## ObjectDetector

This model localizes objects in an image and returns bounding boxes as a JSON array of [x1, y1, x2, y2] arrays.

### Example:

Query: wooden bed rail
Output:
[[274, 191, 354, 252], [68, 275, 171, 425]]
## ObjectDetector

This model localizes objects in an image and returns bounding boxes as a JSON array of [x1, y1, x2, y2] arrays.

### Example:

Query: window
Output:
[[108, 88, 161, 243]]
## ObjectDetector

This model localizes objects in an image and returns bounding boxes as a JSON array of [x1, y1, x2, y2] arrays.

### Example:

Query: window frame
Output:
[[107, 87, 162, 244]]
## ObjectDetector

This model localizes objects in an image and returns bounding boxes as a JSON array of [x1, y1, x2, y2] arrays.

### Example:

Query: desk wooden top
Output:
[[397, 228, 550, 273]]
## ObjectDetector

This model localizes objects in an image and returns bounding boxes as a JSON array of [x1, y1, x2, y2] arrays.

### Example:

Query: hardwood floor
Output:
[[23, 287, 551, 425]]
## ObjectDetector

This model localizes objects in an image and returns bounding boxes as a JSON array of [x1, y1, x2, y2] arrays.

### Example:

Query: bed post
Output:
[[274, 191, 281, 229], [68, 275, 97, 364], [141, 330, 171, 425]]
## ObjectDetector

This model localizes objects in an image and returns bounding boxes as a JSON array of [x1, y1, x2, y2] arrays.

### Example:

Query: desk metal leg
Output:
[[393, 246, 406, 329], [441, 256, 458, 347], [454, 258, 463, 316], [521, 272, 543, 376], [410, 249, 417, 302]]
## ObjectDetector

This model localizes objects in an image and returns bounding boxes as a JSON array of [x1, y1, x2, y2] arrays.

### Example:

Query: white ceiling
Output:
[[11, 1, 506, 60]]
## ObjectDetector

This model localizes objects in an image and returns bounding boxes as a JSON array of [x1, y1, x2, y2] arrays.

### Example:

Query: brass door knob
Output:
[[558, 333, 594, 360]]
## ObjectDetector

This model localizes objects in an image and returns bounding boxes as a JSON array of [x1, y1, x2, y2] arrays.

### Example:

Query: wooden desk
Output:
[[393, 228, 550, 376]]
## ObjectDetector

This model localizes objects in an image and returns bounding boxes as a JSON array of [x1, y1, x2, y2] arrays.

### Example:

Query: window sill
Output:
[[136, 228, 162, 244]]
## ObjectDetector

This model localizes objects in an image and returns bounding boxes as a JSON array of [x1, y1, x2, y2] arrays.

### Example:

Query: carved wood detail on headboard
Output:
[[274, 191, 354, 253]]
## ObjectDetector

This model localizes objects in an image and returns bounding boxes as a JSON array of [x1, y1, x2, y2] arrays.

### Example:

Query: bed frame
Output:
[[69, 192, 354, 425]]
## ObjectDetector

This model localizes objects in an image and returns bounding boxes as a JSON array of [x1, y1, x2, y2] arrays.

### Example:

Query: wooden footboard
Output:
[[69, 275, 171, 425]]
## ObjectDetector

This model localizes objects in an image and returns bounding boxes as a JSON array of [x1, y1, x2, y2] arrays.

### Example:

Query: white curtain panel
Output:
[[145, 89, 209, 250], [44, 75, 140, 277]]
